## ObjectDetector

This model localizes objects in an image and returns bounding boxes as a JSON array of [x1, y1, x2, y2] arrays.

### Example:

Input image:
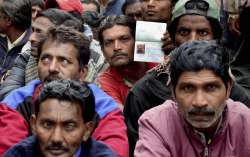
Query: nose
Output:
[[50, 127, 63, 143], [29, 32, 38, 43], [49, 59, 59, 73], [114, 40, 122, 51], [189, 32, 199, 42], [192, 90, 208, 108], [148, 0, 154, 5]]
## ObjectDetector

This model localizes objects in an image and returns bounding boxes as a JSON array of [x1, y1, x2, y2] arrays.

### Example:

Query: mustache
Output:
[[188, 107, 215, 116], [44, 74, 61, 83], [46, 143, 68, 152], [111, 52, 128, 60]]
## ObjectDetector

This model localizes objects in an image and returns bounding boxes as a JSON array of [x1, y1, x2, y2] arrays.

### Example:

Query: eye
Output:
[[60, 58, 70, 66], [181, 84, 195, 93], [205, 84, 218, 92], [120, 36, 131, 42], [41, 121, 53, 129], [40, 55, 50, 64], [104, 40, 113, 46], [64, 123, 77, 132], [198, 30, 209, 36], [177, 28, 190, 36]]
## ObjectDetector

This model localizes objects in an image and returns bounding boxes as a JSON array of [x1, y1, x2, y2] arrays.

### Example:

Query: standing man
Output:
[[134, 40, 250, 157], [97, 15, 155, 107], [0, 0, 32, 80], [141, 0, 176, 22], [122, 0, 143, 21], [4, 80, 118, 157], [98, 0, 125, 16]]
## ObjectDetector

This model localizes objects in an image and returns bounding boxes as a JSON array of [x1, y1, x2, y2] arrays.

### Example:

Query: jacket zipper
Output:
[[200, 133, 209, 157], [204, 146, 208, 157]]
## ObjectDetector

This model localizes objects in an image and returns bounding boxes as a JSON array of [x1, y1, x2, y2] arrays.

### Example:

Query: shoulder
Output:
[[226, 99, 250, 131], [227, 99, 250, 115], [88, 138, 118, 157], [1, 80, 41, 109], [87, 83, 119, 119], [3, 136, 37, 157], [98, 67, 121, 81], [139, 100, 178, 124]]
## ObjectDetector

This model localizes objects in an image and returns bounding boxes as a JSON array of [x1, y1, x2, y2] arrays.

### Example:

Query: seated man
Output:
[[0, 104, 28, 155], [134, 40, 250, 157], [4, 79, 118, 157], [97, 15, 155, 106], [0, 0, 32, 80], [0, 8, 82, 100], [124, 0, 250, 154], [1, 26, 128, 157]]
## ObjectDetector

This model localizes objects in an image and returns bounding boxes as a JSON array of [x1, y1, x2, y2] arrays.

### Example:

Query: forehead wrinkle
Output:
[[103, 25, 132, 40], [177, 70, 222, 85], [38, 99, 82, 123]]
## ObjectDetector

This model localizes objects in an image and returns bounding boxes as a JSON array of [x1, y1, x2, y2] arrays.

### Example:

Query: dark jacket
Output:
[[0, 29, 31, 79], [4, 136, 118, 157], [124, 64, 250, 157], [0, 49, 30, 101], [1, 80, 129, 157], [102, 0, 125, 16]]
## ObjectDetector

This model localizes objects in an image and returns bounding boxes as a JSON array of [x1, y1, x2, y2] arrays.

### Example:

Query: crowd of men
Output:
[[1, 0, 250, 157]]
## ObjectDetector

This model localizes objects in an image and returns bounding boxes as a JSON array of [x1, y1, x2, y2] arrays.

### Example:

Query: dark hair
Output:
[[62, 19, 84, 32], [37, 8, 81, 27], [37, 26, 91, 69], [240, 7, 250, 36], [122, 0, 140, 14], [31, 0, 45, 9], [98, 15, 136, 46], [168, 15, 223, 42], [81, 0, 100, 13], [34, 79, 95, 123], [170, 40, 231, 91], [0, 0, 31, 30]]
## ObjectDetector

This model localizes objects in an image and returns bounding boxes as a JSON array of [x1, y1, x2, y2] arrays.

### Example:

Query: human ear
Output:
[[82, 121, 94, 142], [30, 114, 37, 135], [226, 80, 233, 99], [79, 66, 88, 82]]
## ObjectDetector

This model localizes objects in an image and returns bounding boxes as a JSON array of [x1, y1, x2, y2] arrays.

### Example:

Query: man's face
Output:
[[32, 5, 43, 20], [82, 3, 98, 13], [175, 15, 214, 46], [125, 2, 143, 21], [32, 98, 86, 157], [29, 16, 54, 56], [141, 0, 173, 22], [174, 69, 231, 131], [102, 25, 134, 67], [38, 41, 82, 83]]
